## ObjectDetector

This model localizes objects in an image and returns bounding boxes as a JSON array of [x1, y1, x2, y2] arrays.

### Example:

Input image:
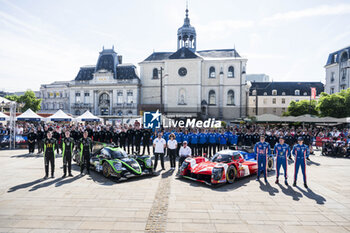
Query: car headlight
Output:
[[212, 167, 224, 180], [113, 162, 122, 171], [145, 158, 152, 168]]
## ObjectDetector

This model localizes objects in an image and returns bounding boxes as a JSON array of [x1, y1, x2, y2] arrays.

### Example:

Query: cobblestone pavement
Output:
[[0, 149, 349, 233]]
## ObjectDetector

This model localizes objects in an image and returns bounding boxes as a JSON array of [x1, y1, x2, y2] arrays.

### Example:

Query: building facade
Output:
[[325, 46, 350, 94], [139, 7, 248, 120], [248, 82, 324, 116], [40, 48, 140, 118]]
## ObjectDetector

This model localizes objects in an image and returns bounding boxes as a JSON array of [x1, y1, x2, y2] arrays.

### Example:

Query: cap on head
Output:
[[297, 137, 303, 141]]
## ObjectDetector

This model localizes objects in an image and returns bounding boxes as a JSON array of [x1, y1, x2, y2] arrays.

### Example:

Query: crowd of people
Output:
[[1, 121, 350, 187]]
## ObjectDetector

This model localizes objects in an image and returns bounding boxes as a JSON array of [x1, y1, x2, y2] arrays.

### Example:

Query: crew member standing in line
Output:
[[36, 125, 44, 154], [167, 133, 177, 170], [292, 137, 309, 188], [208, 129, 217, 158], [79, 130, 93, 175], [27, 128, 36, 154], [273, 136, 290, 186], [53, 127, 61, 154], [43, 131, 57, 179], [119, 128, 127, 151], [153, 132, 166, 171], [127, 125, 135, 154], [134, 126, 142, 153], [142, 128, 151, 155], [62, 130, 74, 178], [254, 135, 271, 182]]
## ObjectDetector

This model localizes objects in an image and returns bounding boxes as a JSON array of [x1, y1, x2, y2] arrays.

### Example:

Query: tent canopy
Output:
[[0, 112, 9, 121], [48, 109, 72, 121], [75, 110, 101, 122], [17, 109, 42, 121]]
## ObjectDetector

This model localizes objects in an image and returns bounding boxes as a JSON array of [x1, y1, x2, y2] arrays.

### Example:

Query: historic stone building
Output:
[[40, 47, 140, 118], [248, 82, 324, 116], [325, 46, 350, 94], [139, 7, 249, 120]]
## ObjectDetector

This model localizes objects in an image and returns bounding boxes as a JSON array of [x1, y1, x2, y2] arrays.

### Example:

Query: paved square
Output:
[[0, 149, 349, 232]]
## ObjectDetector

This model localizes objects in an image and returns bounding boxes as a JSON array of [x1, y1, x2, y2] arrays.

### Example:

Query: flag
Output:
[[311, 87, 316, 99]]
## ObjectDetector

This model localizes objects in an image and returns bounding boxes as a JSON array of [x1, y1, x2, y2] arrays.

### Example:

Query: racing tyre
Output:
[[226, 165, 237, 184], [102, 162, 111, 178], [267, 157, 274, 172]]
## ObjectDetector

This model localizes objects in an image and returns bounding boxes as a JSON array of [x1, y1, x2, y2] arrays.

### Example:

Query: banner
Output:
[[0, 135, 28, 147], [311, 87, 316, 100]]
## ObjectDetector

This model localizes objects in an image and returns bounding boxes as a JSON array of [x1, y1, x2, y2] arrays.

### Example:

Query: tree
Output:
[[317, 90, 350, 117], [5, 90, 41, 112], [283, 100, 318, 116]]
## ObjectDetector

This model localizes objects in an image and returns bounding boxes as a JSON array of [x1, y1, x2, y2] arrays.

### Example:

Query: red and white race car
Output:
[[179, 149, 273, 185]]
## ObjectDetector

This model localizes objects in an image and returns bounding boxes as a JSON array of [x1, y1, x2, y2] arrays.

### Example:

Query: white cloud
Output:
[[261, 4, 350, 24]]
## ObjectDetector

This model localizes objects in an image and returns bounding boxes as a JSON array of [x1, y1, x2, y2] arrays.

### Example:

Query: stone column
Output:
[[109, 90, 113, 115], [219, 66, 224, 119]]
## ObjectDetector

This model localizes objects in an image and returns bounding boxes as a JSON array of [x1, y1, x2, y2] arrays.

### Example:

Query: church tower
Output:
[[177, 5, 196, 52]]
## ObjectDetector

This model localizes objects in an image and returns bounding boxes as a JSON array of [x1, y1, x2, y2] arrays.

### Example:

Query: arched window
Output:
[[252, 90, 257, 96], [282, 92, 286, 95], [153, 68, 159, 79], [178, 89, 186, 105], [227, 90, 235, 105], [127, 110, 133, 116], [303, 92, 307, 96], [209, 66, 215, 78], [228, 66, 234, 78], [263, 92, 267, 96], [75, 110, 80, 116], [208, 90, 216, 105], [272, 89, 277, 95], [295, 90, 300, 96], [117, 110, 123, 116]]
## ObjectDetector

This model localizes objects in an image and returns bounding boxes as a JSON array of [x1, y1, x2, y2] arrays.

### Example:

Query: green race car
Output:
[[74, 143, 154, 180]]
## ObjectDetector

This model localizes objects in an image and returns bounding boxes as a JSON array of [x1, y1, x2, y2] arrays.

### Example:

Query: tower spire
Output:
[[186, 0, 188, 18]]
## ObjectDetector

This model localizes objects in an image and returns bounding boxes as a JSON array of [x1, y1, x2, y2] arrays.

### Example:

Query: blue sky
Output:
[[0, 0, 349, 91]]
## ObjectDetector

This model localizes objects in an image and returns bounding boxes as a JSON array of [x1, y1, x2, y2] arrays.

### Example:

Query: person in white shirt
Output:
[[153, 132, 166, 171], [178, 141, 191, 169], [167, 133, 178, 170]]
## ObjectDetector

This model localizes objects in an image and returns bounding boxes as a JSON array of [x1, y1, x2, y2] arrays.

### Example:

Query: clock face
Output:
[[178, 67, 187, 77]]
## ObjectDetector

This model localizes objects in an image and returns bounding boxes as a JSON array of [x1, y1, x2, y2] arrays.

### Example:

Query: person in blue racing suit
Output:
[[254, 135, 271, 182], [292, 137, 309, 189], [273, 136, 290, 186]]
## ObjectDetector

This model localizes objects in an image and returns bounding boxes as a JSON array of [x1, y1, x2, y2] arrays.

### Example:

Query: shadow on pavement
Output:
[[307, 160, 321, 166], [7, 178, 45, 192], [259, 180, 279, 196], [11, 153, 62, 158], [277, 183, 303, 201], [55, 175, 82, 187], [29, 177, 62, 191], [161, 169, 175, 179], [296, 186, 326, 205]]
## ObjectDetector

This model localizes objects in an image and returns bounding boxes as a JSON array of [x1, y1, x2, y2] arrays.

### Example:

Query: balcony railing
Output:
[[71, 103, 92, 108], [113, 103, 137, 109]]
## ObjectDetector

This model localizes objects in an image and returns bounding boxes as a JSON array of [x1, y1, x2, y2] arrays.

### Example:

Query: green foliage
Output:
[[5, 90, 41, 112], [283, 99, 318, 116], [316, 89, 350, 117], [4, 95, 19, 102]]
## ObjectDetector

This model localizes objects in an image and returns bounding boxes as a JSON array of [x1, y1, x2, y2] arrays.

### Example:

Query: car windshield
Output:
[[211, 153, 232, 163], [106, 148, 128, 159]]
